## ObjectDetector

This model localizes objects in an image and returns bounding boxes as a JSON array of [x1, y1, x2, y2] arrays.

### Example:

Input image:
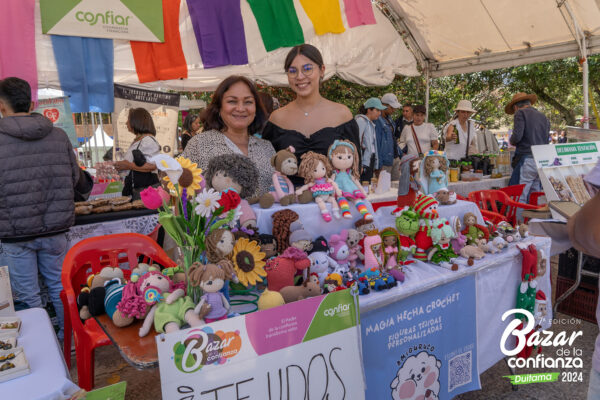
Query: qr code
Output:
[[449, 351, 472, 391]]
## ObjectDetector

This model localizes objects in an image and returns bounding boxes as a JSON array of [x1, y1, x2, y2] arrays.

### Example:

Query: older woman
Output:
[[444, 100, 478, 161], [262, 44, 360, 186], [182, 76, 276, 197], [114, 108, 161, 198]]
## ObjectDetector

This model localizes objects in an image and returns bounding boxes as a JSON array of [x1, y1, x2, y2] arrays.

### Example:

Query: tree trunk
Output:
[[528, 80, 576, 125]]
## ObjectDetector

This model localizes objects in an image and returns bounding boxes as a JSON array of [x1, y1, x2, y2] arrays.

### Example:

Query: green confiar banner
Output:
[[40, 0, 164, 42]]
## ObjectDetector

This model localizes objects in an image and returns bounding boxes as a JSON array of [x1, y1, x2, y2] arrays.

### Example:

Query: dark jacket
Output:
[[0, 113, 79, 241], [509, 107, 550, 155]]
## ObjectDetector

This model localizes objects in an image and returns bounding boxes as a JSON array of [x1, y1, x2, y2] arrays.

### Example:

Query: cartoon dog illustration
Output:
[[391, 351, 441, 400]]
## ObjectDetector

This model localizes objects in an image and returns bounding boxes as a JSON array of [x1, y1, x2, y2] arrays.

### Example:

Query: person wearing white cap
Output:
[[355, 97, 386, 182], [376, 93, 402, 174], [443, 100, 479, 161]]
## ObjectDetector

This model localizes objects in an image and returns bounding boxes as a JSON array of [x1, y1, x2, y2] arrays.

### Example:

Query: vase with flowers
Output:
[[140, 154, 242, 302]]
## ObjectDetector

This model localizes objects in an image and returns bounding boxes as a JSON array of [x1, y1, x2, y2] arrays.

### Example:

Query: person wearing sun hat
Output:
[[505, 92, 550, 205], [356, 97, 386, 182], [443, 99, 479, 161]]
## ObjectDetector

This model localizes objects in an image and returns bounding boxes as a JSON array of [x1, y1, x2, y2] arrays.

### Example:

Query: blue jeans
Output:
[[516, 157, 541, 222], [2, 233, 68, 340], [589, 367, 600, 400]]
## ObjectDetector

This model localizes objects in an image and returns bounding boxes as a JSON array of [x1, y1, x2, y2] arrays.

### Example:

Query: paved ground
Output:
[[69, 256, 598, 399]]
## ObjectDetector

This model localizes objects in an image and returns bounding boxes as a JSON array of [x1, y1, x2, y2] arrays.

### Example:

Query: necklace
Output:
[[298, 98, 322, 117]]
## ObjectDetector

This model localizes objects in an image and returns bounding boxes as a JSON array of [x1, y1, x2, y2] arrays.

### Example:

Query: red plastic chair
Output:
[[61, 233, 177, 390], [529, 191, 546, 206], [468, 190, 541, 226], [499, 184, 526, 202]]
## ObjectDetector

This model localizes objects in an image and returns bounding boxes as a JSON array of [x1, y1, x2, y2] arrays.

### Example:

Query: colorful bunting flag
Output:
[[299, 0, 345, 35], [51, 36, 114, 113], [247, 0, 304, 52], [0, 0, 38, 101], [130, 0, 188, 83], [186, 0, 248, 68], [343, 0, 376, 28]]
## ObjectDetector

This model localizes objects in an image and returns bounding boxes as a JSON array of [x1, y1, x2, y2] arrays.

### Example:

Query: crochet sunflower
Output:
[[163, 157, 204, 196], [232, 238, 267, 287]]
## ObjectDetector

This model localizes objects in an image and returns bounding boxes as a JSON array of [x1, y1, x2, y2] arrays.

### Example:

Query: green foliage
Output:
[[177, 54, 600, 130]]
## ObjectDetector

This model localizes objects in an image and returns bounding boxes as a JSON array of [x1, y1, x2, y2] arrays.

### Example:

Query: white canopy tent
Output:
[[380, 0, 600, 126], [33, 0, 419, 92]]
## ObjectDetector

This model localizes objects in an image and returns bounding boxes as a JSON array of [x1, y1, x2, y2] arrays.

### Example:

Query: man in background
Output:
[[376, 93, 401, 176], [506, 92, 550, 205], [0, 77, 79, 341], [395, 103, 413, 142]]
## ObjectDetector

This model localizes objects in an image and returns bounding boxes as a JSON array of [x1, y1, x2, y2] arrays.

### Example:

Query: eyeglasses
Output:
[[286, 64, 315, 78]]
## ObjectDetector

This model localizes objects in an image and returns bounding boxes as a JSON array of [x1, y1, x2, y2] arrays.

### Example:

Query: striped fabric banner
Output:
[[130, 0, 188, 83], [0, 0, 38, 101], [51, 36, 114, 113]]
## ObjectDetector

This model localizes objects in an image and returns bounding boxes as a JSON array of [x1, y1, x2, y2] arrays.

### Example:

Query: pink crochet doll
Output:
[[297, 151, 341, 222], [329, 231, 351, 275], [117, 271, 201, 337], [363, 233, 384, 271], [346, 229, 364, 271]]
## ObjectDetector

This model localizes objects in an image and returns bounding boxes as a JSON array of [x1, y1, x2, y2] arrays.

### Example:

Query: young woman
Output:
[[355, 98, 386, 182], [262, 44, 360, 186], [398, 105, 439, 157], [114, 108, 161, 198]]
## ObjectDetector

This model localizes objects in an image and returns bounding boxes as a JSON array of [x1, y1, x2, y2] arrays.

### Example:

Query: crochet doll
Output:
[[420, 151, 449, 195], [412, 194, 439, 261], [259, 146, 298, 208], [380, 227, 406, 282], [308, 236, 340, 287], [346, 229, 364, 270], [272, 209, 299, 254], [205, 154, 259, 228], [297, 151, 341, 222], [427, 218, 459, 270], [329, 231, 351, 277], [328, 140, 373, 221], [189, 260, 236, 323], [394, 207, 419, 267], [205, 229, 236, 263], [117, 271, 201, 337], [363, 233, 384, 271], [461, 212, 489, 245]]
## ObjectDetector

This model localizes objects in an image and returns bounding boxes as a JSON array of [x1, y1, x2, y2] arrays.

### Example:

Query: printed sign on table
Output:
[[34, 97, 78, 147], [156, 290, 365, 400], [361, 275, 480, 400], [112, 84, 179, 157], [532, 141, 600, 168], [40, 0, 164, 42]]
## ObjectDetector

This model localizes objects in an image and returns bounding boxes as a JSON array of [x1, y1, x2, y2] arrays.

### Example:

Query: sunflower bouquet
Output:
[[140, 154, 242, 299]]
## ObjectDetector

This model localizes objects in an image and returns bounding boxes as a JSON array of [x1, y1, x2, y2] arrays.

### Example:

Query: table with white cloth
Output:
[[254, 200, 552, 375], [1, 308, 80, 399]]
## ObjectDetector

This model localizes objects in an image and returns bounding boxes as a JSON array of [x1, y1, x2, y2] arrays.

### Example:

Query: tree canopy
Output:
[[184, 54, 600, 131]]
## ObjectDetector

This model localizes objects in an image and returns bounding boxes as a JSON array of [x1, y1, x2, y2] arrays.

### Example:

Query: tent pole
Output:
[[425, 64, 430, 122], [99, 113, 107, 156], [91, 112, 99, 165], [583, 57, 590, 129]]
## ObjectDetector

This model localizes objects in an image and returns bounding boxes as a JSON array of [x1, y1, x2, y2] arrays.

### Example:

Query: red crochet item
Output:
[[519, 244, 538, 281], [265, 247, 311, 292]]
